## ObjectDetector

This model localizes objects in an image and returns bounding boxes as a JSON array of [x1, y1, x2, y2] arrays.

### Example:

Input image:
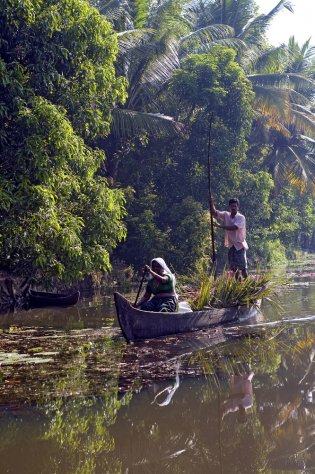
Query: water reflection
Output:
[[221, 364, 254, 423], [111, 324, 315, 473], [151, 364, 180, 407], [0, 274, 315, 472], [0, 293, 117, 330]]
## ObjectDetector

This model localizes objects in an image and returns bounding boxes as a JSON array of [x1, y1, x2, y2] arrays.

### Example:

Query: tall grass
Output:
[[187, 269, 286, 310], [189, 273, 215, 310]]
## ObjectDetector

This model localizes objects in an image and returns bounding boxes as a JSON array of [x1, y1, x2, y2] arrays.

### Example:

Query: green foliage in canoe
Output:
[[186, 270, 286, 310]]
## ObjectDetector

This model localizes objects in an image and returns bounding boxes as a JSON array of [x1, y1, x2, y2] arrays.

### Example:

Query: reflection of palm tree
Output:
[[259, 328, 315, 471]]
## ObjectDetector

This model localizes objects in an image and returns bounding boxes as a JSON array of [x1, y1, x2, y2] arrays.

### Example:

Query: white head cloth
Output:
[[151, 257, 173, 275], [151, 257, 177, 299]]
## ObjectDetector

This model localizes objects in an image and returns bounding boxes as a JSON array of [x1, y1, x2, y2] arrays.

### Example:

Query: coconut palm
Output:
[[89, 0, 186, 138], [246, 35, 315, 192], [94, 0, 255, 139], [93, 0, 315, 191], [285, 36, 315, 76]]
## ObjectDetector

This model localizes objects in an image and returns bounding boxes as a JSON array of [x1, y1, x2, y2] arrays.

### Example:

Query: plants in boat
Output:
[[185, 271, 286, 310]]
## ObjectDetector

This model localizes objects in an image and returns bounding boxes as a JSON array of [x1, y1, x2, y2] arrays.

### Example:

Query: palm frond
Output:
[[266, 136, 315, 193], [264, 120, 292, 136], [285, 36, 315, 75], [111, 108, 183, 137], [225, 0, 257, 32], [181, 2, 202, 26], [148, 0, 190, 37], [300, 40, 315, 59], [117, 28, 155, 54], [251, 85, 291, 121], [290, 109, 315, 136], [197, 37, 247, 54], [246, 45, 287, 74], [252, 85, 315, 134], [140, 38, 179, 85], [94, 0, 131, 20], [285, 146, 310, 192], [126, 37, 179, 107], [288, 36, 315, 61], [240, 0, 293, 44], [287, 74, 315, 93], [248, 73, 315, 92], [299, 135, 315, 152], [180, 23, 235, 45], [288, 91, 312, 107]]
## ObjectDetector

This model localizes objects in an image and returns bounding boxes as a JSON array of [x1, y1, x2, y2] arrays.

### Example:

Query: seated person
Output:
[[135, 258, 178, 312]]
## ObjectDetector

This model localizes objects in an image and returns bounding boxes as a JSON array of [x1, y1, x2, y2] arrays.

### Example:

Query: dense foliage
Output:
[[102, 0, 315, 273], [1, 0, 315, 281], [0, 0, 127, 281], [113, 48, 255, 272]]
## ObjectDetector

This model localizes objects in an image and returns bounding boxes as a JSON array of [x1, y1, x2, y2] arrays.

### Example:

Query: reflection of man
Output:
[[221, 370, 254, 423]]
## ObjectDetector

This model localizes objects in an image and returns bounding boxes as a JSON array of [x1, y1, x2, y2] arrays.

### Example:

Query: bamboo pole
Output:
[[134, 271, 146, 306], [207, 113, 216, 264]]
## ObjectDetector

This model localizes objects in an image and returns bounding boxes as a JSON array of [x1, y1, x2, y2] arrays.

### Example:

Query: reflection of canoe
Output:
[[114, 292, 260, 342], [29, 290, 80, 308]]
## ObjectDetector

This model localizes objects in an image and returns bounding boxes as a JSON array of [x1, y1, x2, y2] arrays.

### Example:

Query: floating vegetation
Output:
[[0, 351, 54, 365]]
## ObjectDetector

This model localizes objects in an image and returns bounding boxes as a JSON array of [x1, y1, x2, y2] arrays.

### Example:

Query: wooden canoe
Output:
[[28, 290, 80, 308], [114, 292, 261, 342]]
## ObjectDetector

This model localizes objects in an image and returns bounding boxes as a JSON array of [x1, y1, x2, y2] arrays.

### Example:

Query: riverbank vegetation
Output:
[[1, 0, 315, 285]]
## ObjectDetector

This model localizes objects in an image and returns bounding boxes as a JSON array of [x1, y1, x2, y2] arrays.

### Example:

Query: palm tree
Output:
[[285, 36, 315, 76], [94, 0, 315, 189], [94, 0, 257, 139], [247, 35, 315, 192], [89, 0, 185, 138]]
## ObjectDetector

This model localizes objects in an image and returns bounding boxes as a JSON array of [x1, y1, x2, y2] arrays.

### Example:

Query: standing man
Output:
[[209, 197, 248, 278]]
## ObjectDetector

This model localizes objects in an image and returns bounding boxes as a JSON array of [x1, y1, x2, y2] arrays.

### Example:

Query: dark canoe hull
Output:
[[29, 290, 80, 308], [114, 292, 260, 342]]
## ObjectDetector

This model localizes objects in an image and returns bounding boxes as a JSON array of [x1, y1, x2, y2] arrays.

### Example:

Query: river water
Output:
[[0, 265, 315, 473]]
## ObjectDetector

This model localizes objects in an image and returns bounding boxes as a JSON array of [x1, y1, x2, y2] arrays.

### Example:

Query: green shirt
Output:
[[146, 273, 176, 295]]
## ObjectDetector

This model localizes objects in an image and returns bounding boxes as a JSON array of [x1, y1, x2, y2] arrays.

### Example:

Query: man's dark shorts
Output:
[[228, 246, 247, 271]]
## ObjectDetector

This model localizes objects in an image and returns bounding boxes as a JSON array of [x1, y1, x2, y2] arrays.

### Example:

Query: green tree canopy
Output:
[[115, 47, 255, 272], [169, 48, 254, 201], [0, 0, 127, 281]]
